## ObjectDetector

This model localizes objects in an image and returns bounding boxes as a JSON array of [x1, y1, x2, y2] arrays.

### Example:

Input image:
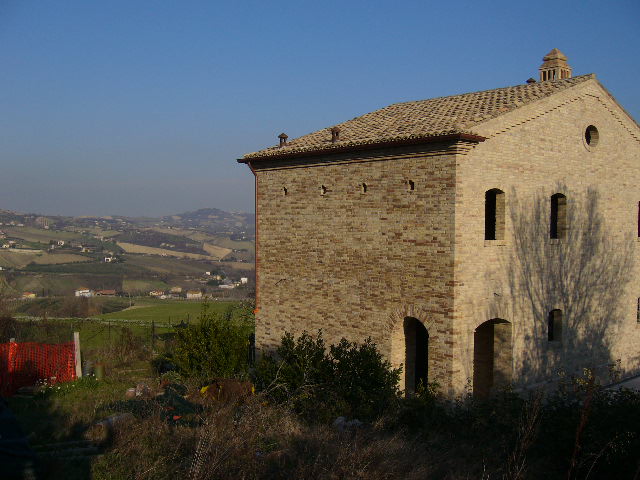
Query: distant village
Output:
[[0, 208, 255, 302], [69, 275, 249, 300]]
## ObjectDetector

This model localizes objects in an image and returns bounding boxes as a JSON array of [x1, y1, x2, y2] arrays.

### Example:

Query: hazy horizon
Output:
[[1, 1, 638, 216], [0, 204, 255, 219]]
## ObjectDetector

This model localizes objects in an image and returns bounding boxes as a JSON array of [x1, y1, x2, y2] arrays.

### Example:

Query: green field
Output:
[[12, 299, 242, 350], [97, 299, 238, 323]]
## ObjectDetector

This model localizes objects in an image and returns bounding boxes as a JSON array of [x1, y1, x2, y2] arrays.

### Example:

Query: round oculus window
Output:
[[584, 125, 599, 149]]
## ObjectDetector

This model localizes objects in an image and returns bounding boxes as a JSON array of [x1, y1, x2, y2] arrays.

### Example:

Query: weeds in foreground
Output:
[[6, 318, 640, 480], [93, 396, 433, 480]]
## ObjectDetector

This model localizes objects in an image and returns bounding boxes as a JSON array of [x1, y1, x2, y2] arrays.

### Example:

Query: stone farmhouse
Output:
[[239, 49, 640, 396]]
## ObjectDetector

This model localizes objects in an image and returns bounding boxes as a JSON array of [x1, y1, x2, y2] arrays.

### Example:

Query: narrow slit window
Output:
[[550, 193, 567, 239], [407, 180, 415, 191], [485, 189, 505, 240], [320, 185, 327, 196], [283, 187, 288, 196], [548, 309, 563, 342], [361, 183, 367, 194]]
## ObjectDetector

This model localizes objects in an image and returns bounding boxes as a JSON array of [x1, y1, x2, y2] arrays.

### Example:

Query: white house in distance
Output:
[[74, 288, 94, 298], [186, 290, 203, 299]]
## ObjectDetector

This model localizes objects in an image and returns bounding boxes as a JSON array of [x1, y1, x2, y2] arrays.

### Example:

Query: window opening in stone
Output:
[[485, 189, 505, 240], [282, 187, 288, 196], [361, 183, 367, 194], [407, 180, 415, 191], [585, 125, 599, 148], [320, 185, 327, 196], [550, 193, 567, 239], [403, 317, 428, 394], [548, 309, 563, 342], [637, 298, 640, 323]]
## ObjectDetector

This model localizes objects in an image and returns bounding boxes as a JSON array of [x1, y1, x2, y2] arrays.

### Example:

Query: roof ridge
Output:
[[384, 73, 595, 109]]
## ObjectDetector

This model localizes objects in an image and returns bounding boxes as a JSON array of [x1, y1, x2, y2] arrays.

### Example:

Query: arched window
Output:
[[550, 193, 567, 239], [548, 309, 563, 342], [485, 189, 505, 240], [360, 183, 368, 194]]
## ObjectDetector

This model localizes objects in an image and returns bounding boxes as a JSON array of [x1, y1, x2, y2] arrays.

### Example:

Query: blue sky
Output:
[[0, 0, 638, 216]]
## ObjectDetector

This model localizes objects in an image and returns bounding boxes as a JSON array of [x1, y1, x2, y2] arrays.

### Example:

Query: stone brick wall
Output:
[[453, 78, 640, 393], [251, 143, 465, 392], [248, 77, 640, 396]]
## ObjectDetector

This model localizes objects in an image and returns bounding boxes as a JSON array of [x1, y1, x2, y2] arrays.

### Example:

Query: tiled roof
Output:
[[242, 74, 594, 160]]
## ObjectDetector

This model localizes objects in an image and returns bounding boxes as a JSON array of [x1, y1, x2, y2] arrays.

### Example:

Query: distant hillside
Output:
[[0, 207, 255, 239], [0, 206, 255, 298], [162, 208, 255, 237]]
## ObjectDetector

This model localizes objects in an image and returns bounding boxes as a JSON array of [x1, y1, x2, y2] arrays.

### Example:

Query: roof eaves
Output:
[[238, 132, 486, 164]]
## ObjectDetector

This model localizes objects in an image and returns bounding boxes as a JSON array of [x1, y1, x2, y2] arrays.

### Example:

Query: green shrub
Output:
[[254, 330, 401, 422], [172, 303, 254, 379]]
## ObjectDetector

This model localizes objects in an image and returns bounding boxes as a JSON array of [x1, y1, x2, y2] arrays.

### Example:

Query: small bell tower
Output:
[[539, 48, 572, 82]]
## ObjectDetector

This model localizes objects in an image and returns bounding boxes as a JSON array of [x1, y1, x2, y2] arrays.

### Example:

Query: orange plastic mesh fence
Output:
[[0, 341, 76, 396]]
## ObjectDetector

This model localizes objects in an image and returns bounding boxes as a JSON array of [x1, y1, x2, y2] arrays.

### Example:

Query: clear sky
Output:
[[0, 0, 638, 216]]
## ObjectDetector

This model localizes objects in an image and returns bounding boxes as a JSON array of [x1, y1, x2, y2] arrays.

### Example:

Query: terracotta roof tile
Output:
[[242, 74, 594, 160]]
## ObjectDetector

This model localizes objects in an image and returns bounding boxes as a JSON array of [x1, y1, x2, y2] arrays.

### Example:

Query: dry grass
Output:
[[91, 395, 435, 480], [117, 242, 222, 260], [202, 243, 232, 259]]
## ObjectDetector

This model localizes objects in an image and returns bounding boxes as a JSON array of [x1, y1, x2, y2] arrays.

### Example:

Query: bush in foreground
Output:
[[254, 331, 401, 422], [172, 302, 254, 380]]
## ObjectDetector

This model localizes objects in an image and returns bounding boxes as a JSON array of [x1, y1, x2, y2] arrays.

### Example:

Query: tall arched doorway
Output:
[[473, 319, 512, 398], [404, 317, 429, 394]]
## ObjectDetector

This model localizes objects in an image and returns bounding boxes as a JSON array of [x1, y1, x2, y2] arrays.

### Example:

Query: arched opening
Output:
[[485, 189, 505, 240], [550, 193, 567, 239], [548, 309, 563, 342], [473, 319, 512, 398], [403, 317, 428, 394]]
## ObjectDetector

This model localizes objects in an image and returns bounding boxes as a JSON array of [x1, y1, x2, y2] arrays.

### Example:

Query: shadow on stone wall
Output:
[[497, 185, 634, 389]]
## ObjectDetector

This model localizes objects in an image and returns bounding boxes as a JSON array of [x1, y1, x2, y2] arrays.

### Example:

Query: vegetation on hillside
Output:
[[4, 304, 639, 479]]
